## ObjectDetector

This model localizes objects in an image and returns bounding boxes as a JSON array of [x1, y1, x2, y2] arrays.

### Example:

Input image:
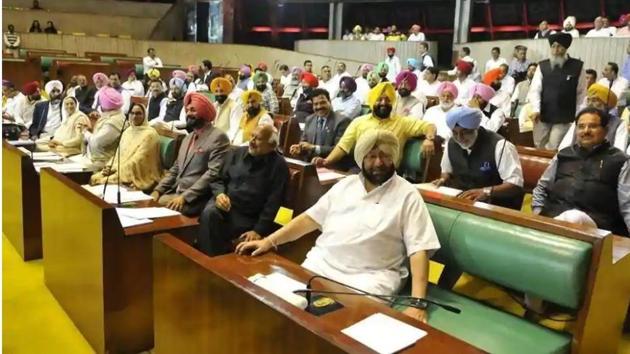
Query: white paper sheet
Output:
[[7, 140, 35, 146], [248, 272, 308, 309], [118, 214, 153, 228], [82, 185, 152, 204], [415, 183, 462, 197], [317, 168, 345, 182], [116, 207, 180, 219], [284, 157, 309, 166], [341, 313, 427, 354]]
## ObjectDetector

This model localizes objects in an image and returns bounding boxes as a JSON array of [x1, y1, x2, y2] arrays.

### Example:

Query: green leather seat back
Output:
[[425, 204, 457, 252], [159, 136, 176, 170], [427, 285, 572, 354], [399, 138, 424, 181], [447, 213, 591, 309], [135, 64, 144, 77]]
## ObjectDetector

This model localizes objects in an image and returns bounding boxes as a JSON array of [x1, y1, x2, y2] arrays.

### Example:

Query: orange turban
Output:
[[483, 68, 503, 85], [184, 92, 216, 122], [301, 72, 319, 87], [210, 77, 233, 93]]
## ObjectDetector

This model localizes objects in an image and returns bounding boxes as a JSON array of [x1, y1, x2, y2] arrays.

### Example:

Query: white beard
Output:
[[549, 54, 568, 69]]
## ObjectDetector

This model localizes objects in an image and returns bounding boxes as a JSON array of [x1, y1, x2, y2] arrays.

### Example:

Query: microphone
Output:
[[101, 113, 131, 206], [301, 275, 461, 314]]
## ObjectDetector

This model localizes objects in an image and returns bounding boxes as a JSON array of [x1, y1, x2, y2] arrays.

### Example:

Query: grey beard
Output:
[[549, 55, 568, 69]]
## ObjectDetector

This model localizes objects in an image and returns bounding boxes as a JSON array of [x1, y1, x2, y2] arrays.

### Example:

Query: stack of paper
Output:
[[415, 183, 462, 197], [341, 313, 427, 354], [118, 214, 153, 228], [317, 168, 345, 182], [82, 185, 153, 204], [116, 207, 180, 219], [248, 272, 309, 309], [31, 151, 64, 162], [7, 140, 35, 146]]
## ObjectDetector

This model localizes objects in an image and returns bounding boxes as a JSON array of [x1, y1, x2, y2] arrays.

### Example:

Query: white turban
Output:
[[563, 16, 576, 27], [554, 210, 598, 229], [44, 80, 63, 95], [354, 129, 400, 168]]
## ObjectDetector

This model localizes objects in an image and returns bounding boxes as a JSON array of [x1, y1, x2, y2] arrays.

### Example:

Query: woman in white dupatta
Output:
[[45, 96, 89, 156]]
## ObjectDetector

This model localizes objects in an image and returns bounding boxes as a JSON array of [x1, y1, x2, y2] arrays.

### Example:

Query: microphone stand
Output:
[[302, 275, 461, 314], [101, 113, 130, 206]]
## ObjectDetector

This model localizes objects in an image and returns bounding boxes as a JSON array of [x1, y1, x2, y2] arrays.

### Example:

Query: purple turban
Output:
[[395, 71, 418, 91], [339, 76, 357, 93], [468, 83, 496, 103], [239, 65, 251, 78]]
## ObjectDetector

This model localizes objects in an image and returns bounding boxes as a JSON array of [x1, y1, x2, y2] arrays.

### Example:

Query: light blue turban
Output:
[[406, 58, 419, 69], [446, 106, 483, 130]]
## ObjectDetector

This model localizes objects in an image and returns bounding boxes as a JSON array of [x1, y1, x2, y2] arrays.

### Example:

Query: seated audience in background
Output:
[[393, 71, 423, 119], [46, 96, 89, 156], [528, 32, 587, 150], [185, 66, 201, 93], [434, 106, 524, 210], [559, 84, 627, 151], [423, 82, 458, 140], [255, 62, 274, 84], [108, 72, 131, 115], [331, 77, 362, 120], [12, 81, 44, 128], [533, 108, 630, 236], [238, 129, 440, 323], [332, 62, 351, 89], [602, 16, 616, 36], [586, 16, 613, 38], [44, 21, 58, 34], [200, 60, 213, 86], [453, 60, 476, 104], [376, 61, 390, 82], [561, 16, 580, 38], [74, 75, 96, 114], [350, 25, 366, 41], [585, 69, 598, 90], [319, 65, 337, 97], [508, 45, 531, 82], [367, 71, 380, 89], [384, 47, 401, 82], [30, 80, 63, 140], [236, 65, 252, 91], [3, 24, 21, 58], [223, 74, 241, 103], [303, 60, 313, 73], [281, 67, 302, 101], [534, 20, 555, 39], [232, 90, 274, 145], [476, 74, 508, 132], [143, 48, 163, 77], [406, 58, 422, 82], [293, 72, 318, 122], [199, 125, 289, 256], [415, 66, 441, 102], [407, 24, 425, 42], [253, 72, 279, 114], [150, 77, 186, 133], [151, 92, 229, 215], [2, 80, 24, 120], [91, 72, 109, 111], [314, 82, 437, 168], [64, 76, 79, 98], [79, 87, 126, 168], [355, 64, 373, 104], [290, 88, 352, 169], [616, 15, 630, 37], [458, 47, 480, 82], [498, 64, 515, 95], [368, 26, 385, 41], [29, 20, 42, 33], [279, 64, 291, 88], [485, 47, 508, 73], [122, 69, 145, 97], [598, 62, 629, 108], [386, 25, 406, 41], [211, 77, 242, 141], [418, 41, 434, 71], [90, 103, 162, 191], [511, 63, 537, 107], [146, 79, 167, 121], [513, 64, 539, 132]]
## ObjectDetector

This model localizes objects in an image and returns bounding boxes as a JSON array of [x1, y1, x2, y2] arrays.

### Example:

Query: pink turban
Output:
[[395, 71, 418, 91], [172, 70, 187, 81], [239, 65, 251, 77], [456, 60, 474, 75], [437, 82, 458, 98], [360, 63, 374, 72], [92, 72, 109, 88], [98, 87, 123, 111], [468, 83, 496, 103], [184, 92, 216, 122], [188, 65, 200, 75]]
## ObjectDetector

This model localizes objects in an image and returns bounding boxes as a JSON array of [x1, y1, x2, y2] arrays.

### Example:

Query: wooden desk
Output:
[[153, 234, 484, 354], [2, 141, 94, 260], [40, 168, 198, 354]]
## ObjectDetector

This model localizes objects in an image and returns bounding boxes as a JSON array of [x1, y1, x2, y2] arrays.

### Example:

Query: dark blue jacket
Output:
[[29, 101, 62, 138]]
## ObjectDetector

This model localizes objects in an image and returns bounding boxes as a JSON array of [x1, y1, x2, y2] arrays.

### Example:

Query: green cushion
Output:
[[447, 213, 591, 309], [40, 56, 90, 72], [135, 64, 144, 76], [399, 138, 425, 181], [159, 136, 176, 169], [426, 204, 458, 254], [426, 286, 571, 354]]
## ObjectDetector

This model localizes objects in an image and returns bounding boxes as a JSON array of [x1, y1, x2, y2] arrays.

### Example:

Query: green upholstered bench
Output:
[[397, 204, 593, 354], [399, 137, 443, 183], [159, 135, 177, 170]]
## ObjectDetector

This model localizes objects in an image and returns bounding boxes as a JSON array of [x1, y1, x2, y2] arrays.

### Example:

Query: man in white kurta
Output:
[[423, 82, 458, 140], [237, 130, 440, 323]]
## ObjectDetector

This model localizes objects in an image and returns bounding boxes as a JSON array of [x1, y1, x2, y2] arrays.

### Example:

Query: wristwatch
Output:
[[483, 187, 492, 197]]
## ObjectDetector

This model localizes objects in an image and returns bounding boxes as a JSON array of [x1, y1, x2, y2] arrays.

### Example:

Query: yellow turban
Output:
[[241, 90, 263, 104], [367, 82, 397, 107], [587, 83, 617, 108], [147, 68, 161, 80], [210, 77, 233, 93], [354, 129, 400, 168]]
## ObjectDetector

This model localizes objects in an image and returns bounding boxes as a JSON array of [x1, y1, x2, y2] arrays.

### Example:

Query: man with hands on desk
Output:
[[432, 106, 525, 210], [150, 92, 230, 216], [313, 82, 437, 169], [289, 88, 353, 170], [198, 124, 289, 256], [237, 130, 441, 323]]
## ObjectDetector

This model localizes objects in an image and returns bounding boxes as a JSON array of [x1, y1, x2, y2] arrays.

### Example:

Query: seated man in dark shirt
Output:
[[198, 124, 290, 256]]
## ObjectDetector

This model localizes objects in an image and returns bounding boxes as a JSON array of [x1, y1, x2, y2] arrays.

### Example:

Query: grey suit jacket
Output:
[[155, 125, 230, 203], [302, 111, 350, 158]]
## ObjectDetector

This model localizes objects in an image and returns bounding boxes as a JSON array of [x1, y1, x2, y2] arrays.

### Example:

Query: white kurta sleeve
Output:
[[440, 142, 452, 174], [494, 139, 524, 187], [614, 118, 628, 151], [557, 124, 575, 151], [402, 194, 440, 256], [527, 66, 543, 114], [304, 183, 334, 227]]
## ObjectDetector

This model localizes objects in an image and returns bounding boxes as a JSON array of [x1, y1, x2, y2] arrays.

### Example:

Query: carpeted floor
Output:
[[3, 235, 630, 353]]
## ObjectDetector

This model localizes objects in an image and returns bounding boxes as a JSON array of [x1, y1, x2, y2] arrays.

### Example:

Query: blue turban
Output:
[[340, 76, 357, 93], [169, 77, 185, 90], [446, 106, 483, 130], [406, 58, 419, 69]]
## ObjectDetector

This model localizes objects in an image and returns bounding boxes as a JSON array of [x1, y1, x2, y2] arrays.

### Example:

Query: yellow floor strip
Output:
[[3, 235, 630, 352]]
